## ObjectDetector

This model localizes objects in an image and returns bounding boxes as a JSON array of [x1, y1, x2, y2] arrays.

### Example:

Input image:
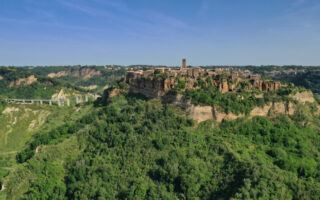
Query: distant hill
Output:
[[0, 66, 126, 99]]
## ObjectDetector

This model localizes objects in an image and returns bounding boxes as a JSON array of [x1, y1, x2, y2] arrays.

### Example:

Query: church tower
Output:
[[181, 58, 187, 70]]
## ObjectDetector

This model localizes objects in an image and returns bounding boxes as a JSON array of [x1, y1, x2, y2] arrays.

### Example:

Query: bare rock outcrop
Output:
[[212, 107, 243, 122], [187, 101, 300, 123], [101, 87, 125, 103], [187, 105, 214, 123], [108, 88, 122, 98], [9, 75, 37, 87], [48, 68, 102, 80], [51, 89, 69, 101], [286, 102, 296, 115], [128, 78, 175, 98], [219, 81, 229, 93], [250, 102, 296, 117], [187, 105, 243, 123], [250, 104, 272, 117], [270, 102, 287, 115], [291, 91, 315, 103], [72, 68, 102, 80], [48, 71, 68, 78]]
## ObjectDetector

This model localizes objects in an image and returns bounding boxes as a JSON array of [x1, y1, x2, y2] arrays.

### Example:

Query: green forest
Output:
[[2, 93, 318, 199]]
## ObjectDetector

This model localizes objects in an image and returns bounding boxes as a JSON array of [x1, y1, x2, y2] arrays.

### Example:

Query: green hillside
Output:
[[0, 66, 320, 199], [1, 93, 319, 199], [0, 104, 92, 200]]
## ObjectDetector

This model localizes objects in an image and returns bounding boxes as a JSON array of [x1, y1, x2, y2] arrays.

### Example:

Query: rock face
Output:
[[48, 68, 102, 80], [101, 88, 124, 103], [213, 107, 243, 122], [72, 68, 102, 80], [127, 77, 175, 98], [250, 102, 295, 117], [187, 105, 214, 123], [187, 105, 243, 123], [250, 79, 282, 91], [51, 89, 68, 101], [250, 105, 271, 117], [108, 88, 122, 98], [125, 67, 285, 98], [187, 101, 298, 123], [0, 75, 3, 80], [219, 81, 229, 93], [9, 75, 37, 87], [48, 71, 68, 78], [291, 91, 315, 103]]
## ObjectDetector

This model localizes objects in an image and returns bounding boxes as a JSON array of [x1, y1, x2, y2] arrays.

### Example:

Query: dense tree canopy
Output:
[[10, 95, 320, 199]]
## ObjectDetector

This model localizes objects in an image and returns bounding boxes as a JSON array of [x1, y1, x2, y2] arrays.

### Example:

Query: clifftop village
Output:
[[125, 59, 284, 98]]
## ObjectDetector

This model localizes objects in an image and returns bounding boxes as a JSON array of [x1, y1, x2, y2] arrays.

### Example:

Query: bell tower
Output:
[[181, 58, 187, 70]]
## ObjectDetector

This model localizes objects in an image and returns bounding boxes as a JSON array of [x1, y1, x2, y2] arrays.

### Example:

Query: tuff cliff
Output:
[[188, 101, 306, 123], [120, 67, 319, 123], [126, 77, 175, 98], [290, 91, 315, 103], [9, 75, 37, 87], [47, 68, 102, 80], [167, 90, 317, 123], [125, 67, 284, 98]]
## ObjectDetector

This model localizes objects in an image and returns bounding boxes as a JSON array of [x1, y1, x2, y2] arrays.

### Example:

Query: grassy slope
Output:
[[0, 104, 91, 200], [3, 136, 81, 200], [0, 105, 50, 179]]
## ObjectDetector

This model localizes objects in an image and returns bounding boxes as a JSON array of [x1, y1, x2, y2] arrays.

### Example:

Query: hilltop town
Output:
[[125, 59, 284, 98]]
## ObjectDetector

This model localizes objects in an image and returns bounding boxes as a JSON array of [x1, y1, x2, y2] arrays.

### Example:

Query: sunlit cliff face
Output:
[[125, 67, 284, 98]]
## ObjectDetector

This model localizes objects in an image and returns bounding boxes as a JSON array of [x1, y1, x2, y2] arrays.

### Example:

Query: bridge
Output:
[[3, 98, 69, 106], [1, 93, 101, 107]]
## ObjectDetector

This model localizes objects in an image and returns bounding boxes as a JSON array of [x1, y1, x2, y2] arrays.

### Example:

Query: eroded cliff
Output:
[[47, 68, 102, 80], [9, 75, 37, 87], [186, 94, 318, 123]]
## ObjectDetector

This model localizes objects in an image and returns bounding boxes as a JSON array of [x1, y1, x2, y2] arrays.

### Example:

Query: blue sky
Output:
[[0, 0, 319, 66]]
